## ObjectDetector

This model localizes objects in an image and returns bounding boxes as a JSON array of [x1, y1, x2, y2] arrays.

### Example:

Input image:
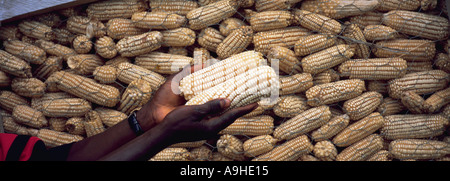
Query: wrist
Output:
[[135, 105, 156, 131]]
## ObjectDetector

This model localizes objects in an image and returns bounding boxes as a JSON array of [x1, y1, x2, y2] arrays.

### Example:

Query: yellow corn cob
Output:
[[373, 39, 436, 62], [423, 87, 450, 113], [336, 134, 384, 161], [306, 79, 366, 107], [217, 134, 246, 161], [312, 69, 340, 85], [149, 148, 191, 161], [116, 62, 166, 90], [197, 27, 225, 52], [389, 139, 450, 160], [400, 91, 425, 114], [179, 51, 266, 100], [18, 20, 55, 41], [94, 107, 127, 127], [273, 95, 309, 118], [348, 12, 383, 29], [342, 24, 370, 59], [377, 97, 406, 116], [34, 56, 63, 80], [72, 35, 92, 54], [118, 79, 153, 115], [190, 145, 213, 161], [0, 25, 22, 41], [343, 91, 383, 121], [12, 105, 48, 128], [52, 28, 76, 46], [300, 0, 380, 19], [37, 129, 84, 148], [216, 26, 253, 59], [150, 0, 199, 16], [293, 9, 343, 35], [243, 135, 278, 157], [339, 58, 407, 80], [66, 16, 106, 38], [170, 140, 206, 148], [219, 115, 274, 136], [0, 91, 30, 112], [65, 117, 86, 136], [131, 11, 186, 30], [3, 116, 32, 136], [249, 10, 294, 32], [274, 105, 331, 140], [46, 71, 121, 107], [253, 26, 312, 55], [333, 112, 384, 147], [254, 0, 302, 12], [3, 40, 46, 65], [106, 18, 148, 40], [67, 54, 105, 75], [94, 36, 117, 59], [294, 34, 337, 57], [86, 0, 147, 21], [11, 78, 46, 98], [313, 140, 338, 161], [301, 44, 354, 75], [363, 25, 403, 41], [116, 31, 163, 57], [186, 0, 239, 30], [219, 18, 246, 36], [367, 150, 392, 161], [279, 73, 314, 95], [311, 114, 350, 142], [169, 47, 189, 56], [253, 134, 313, 161], [381, 114, 448, 140], [367, 81, 388, 95], [40, 98, 92, 118], [0, 50, 32, 78], [160, 28, 196, 48], [84, 110, 106, 137], [93, 65, 118, 84], [267, 46, 302, 75], [35, 40, 76, 62], [0, 70, 11, 87], [382, 10, 449, 40], [387, 70, 449, 99], [48, 117, 67, 132], [135, 52, 194, 75], [434, 53, 450, 73], [376, 0, 420, 11]]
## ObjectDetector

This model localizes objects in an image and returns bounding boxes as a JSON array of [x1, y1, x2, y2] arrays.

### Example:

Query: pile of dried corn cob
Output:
[[0, 0, 450, 161]]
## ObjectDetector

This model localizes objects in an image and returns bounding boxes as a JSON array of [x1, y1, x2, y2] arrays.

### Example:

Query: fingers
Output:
[[205, 102, 258, 132], [189, 99, 231, 119]]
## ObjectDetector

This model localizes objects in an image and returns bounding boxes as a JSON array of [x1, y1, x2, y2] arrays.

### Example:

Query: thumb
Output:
[[189, 98, 231, 118]]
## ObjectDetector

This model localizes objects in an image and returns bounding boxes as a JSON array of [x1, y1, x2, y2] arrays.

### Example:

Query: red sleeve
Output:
[[0, 133, 44, 161]]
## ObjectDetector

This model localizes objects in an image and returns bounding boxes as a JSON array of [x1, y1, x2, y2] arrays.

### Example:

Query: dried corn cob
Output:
[[95, 107, 127, 127], [197, 27, 225, 52], [40, 98, 92, 118], [253, 26, 312, 54], [298, 154, 320, 161], [343, 91, 383, 121], [313, 140, 338, 161], [279, 73, 313, 95], [106, 18, 148, 40], [150, 148, 191, 161], [84, 110, 106, 137], [116, 31, 163, 57], [0, 91, 30, 112], [254, 0, 301, 12], [197, 0, 220, 6], [72, 35, 92, 54], [253, 134, 313, 161], [0, 25, 22, 41], [67, 54, 105, 75], [400, 91, 425, 113], [11, 78, 46, 98], [219, 18, 246, 36], [131, 11, 186, 30], [389, 139, 450, 160], [216, 26, 253, 59], [273, 95, 309, 118], [301, 44, 354, 75], [243, 135, 278, 157], [348, 12, 383, 29], [93, 65, 118, 84], [300, 0, 380, 19], [186, 0, 239, 30], [382, 10, 449, 40], [306, 79, 366, 107], [94, 36, 117, 59], [423, 87, 450, 113], [0, 50, 32, 78], [2, 116, 32, 136], [135, 52, 194, 75], [381, 114, 448, 140], [217, 134, 246, 161], [294, 34, 337, 57], [34, 56, 63, 80], [161, 28, 196, 48], [293, 9, 342, 35], [66, 16, 106, 38], [339, 58, 407, 80], [367, 81, 388, 95], [192, 47, 211, 65], [118, 79, 153, 115], [31, 92, 76, 110], [373, 38, 436, 62], [18, 20, 55, 41], [150, 0, 199, 16], [52, 28, 75, 46], [37, 129, 84, 148], [387, 70, 449, 99], [376, 0, 420, 11], [312, 69, 340, 85], [32, 12, 61, 28], [169, 47, 189, 56], [363, 25, 403, 41], [342, 24, 370, 59], [311, 114, 350, 142], [367, 150, 391, 161], [34, 40, 76, 61], [274, 105, 331, 140], [267, 46, 302, 75], [105, 56, 131, 68], [333, 112, 384, 147], [190, 145, 213, 161], [242, 98, 274, 118], [179, 51, 266, 100], [0, 70, 11, 87], [378, 97, 406, 116], [219, 115, 274, 136], [434, 53, 450, 73], [12, 105, 48, 128], [116, 62, 166, 90], [86, 0, 147, 21], [336, 134, 384, 161], [46, 71, 120, 107], [249, 10, 294, 32], [65, 117, 86, 136], [48, 117, 67, 132], [3, 40, 46, 64]]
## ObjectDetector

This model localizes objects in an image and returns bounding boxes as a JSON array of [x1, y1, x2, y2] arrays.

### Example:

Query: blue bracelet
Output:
[[128, 111, 144, 136]]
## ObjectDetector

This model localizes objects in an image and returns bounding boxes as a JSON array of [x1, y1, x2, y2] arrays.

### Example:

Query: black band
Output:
[[5, 135, 31, 161], [128, 111, 144, 136]]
